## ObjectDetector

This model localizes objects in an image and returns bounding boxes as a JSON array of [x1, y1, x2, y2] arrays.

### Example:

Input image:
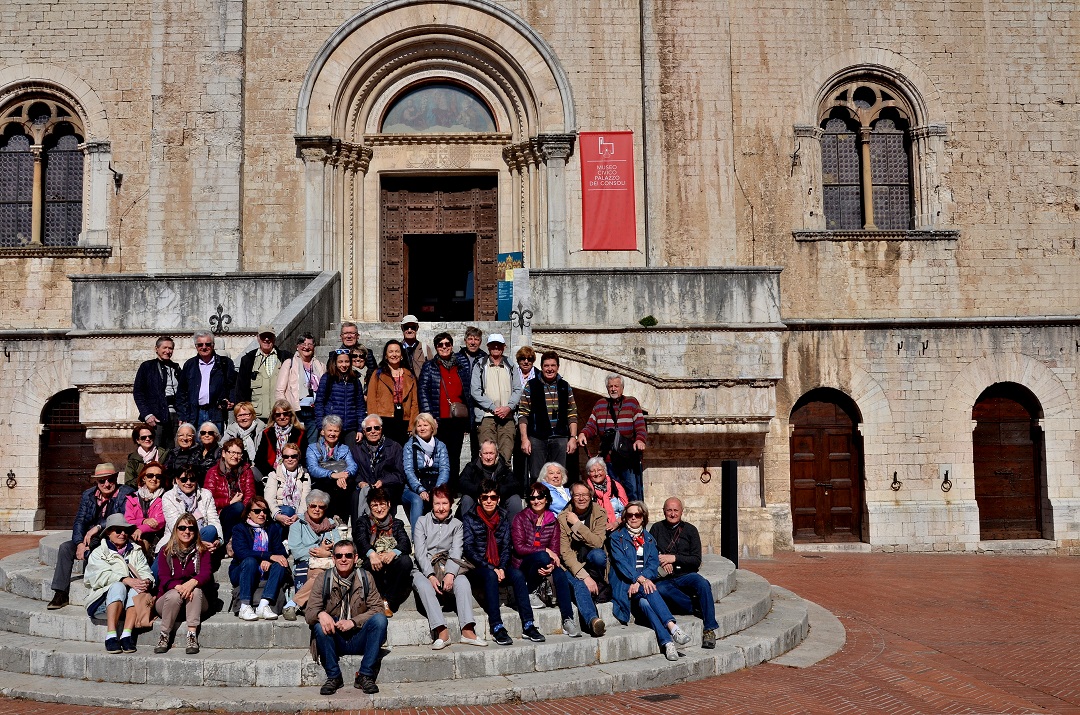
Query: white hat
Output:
[[400, 315, 420, 326], [487, 333, 506, 346]]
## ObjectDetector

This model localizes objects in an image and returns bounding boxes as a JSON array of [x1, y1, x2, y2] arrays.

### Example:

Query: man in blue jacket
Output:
[[176, 331, 236, 432], [48, 463, 134, 609], [132, 336, 180, 448]]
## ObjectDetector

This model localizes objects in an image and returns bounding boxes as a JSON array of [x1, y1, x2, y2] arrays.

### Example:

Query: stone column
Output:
[[29, 144, 43, 245], [858, 127, 876, 230], [911, 124, 949, 229], [82, 140, 112, 246], [535, 133, 576, 268], [296, 136, 334, 271], [792, 126, 825, 230]]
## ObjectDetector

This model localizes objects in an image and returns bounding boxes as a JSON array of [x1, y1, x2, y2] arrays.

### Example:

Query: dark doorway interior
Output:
[[405, 233, 476, 320], [972, 382, 1044, 540], [40, 389, 100, 530]]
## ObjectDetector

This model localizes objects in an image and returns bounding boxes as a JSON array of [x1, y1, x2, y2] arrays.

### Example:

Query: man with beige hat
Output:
[[399, 314, 434, 378], [233, 325, 292, 421], [48, 463, 134, 610]]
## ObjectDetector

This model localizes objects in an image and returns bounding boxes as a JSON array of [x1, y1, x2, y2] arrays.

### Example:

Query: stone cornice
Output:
[[0, 245, 112, 258], [792, 229, 959, 242]]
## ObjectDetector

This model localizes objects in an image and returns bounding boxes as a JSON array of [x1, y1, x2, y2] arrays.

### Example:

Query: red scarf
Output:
[[477, 507, 501, 567]]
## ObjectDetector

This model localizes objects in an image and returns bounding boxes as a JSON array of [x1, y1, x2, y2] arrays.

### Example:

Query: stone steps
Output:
[[0, 596, 808, 708]]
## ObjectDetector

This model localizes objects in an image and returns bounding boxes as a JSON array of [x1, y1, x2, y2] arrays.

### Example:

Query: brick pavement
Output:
[[0, 536, 1077, 715]]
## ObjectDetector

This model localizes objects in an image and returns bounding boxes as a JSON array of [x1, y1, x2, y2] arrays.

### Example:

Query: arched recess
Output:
[[942, 353, 1074, 541], [789, 387, 865, 543], [972, 383, 1046, 540], [0, 72, 113, 248], [39, 389, 100, 529], [295, 0, 578, 319]]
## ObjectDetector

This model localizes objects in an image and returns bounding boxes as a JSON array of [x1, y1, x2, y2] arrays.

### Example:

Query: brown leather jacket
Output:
[[366, 369, 419, 432]]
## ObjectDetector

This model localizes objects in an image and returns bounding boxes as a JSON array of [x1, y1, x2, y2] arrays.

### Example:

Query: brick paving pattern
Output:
[[1, 537, 1077, 714]]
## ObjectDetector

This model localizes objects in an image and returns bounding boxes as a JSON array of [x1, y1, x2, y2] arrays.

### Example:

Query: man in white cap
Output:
[[469, 333, 522, 464], [399, 314, 433, 378], [232, 326, 292, 420]]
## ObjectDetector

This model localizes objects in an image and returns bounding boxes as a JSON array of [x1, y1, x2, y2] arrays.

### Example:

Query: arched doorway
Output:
[[790, 388, 864, 543], [39, 389, 100, 529], [972, 382, 1044, 540]]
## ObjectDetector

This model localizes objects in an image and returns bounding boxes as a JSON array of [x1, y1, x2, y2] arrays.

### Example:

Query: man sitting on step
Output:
[[649, 497, 719, 649], [48, 463, 135, 610], [306, 538, 388, 695]]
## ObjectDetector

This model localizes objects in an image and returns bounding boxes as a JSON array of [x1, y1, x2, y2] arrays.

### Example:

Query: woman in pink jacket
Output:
[[125, 462, 167, 557]]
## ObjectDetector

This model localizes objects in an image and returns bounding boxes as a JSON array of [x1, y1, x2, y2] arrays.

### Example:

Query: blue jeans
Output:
[[401, 488, 426, 535], [219, 501, 246, 545], [634, 589, 675, 646], [566, 548, 607, 624], [607, 460, 643, 503], [94, 581, 137, 618], [656, 572, 718, 631], [472, 564, 532, 630], [232, 556, 286, 604], [199, 525, 219, 544], [314, 613, 388, 679], [279, 505, 296, 518], [519, 551, 574, 621]]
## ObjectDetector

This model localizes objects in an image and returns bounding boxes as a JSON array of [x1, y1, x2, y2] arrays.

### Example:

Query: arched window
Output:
[[380, 82, 497, 134], [0, 97, 85, 247], [819, 81, 913, 231]]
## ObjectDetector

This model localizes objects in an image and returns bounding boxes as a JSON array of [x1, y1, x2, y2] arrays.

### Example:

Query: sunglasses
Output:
[[436, 341, 452, 348], [518, 357, 534, 363], [199, 430, 217, 436], [177, 476, 196, 484], [273, 412, 291, 418], [249, 508, 266, 515], [195, 342, 213, 348], [351, 355, 363, 360], [363, 425, 382, 432], [143, 473, 162, 480], [259, 335, 274, 342], [479, 494, 499, 502], [282, 453, 300, 460], [137, 435, 154, 441], [96, 477, 118, 484], [175, 525, 195, 533], [402, 324, 418, 331], [308, 503, 326, 510], [625, 512, 644, 519], [527, 494, 547, 502], [333, 552, 356, 559], [333, 348, 351, 355]]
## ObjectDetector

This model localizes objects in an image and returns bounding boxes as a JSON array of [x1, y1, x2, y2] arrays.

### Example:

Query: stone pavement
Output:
[[0, 535, 1076, 714]]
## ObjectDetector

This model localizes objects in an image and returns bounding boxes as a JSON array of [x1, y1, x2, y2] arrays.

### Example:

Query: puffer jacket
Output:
[[402, 435, 450, 495], [510, 508, 560, 568], [204, 461, 256, 511], [314, 373, 367, 433], [462, 505, 511, 570], [417, 356, 472, 419]]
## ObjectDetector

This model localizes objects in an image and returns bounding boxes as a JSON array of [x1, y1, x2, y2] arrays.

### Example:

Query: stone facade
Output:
[[1, 0, 1078, 553]]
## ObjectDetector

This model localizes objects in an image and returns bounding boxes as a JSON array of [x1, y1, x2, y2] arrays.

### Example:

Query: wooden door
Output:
[[790, 395, 863, 543], [40, 389, 100, 530], [973, 385, 1043, 540], [381, 176, 498, 321]]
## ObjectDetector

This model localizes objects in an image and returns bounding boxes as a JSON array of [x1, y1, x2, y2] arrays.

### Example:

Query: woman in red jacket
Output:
[[204, 437, 256, 543], [510, 482, 581, 637]]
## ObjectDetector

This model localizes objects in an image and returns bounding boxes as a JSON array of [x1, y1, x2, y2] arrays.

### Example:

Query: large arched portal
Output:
[[972, 382, 1045, 540], [296, 0, 577, 320], [789, 388, 864, 543]]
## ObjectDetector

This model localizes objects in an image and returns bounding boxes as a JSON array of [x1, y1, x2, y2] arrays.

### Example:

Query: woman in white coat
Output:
[[84, 514, 154, 654], [160, 468, 223, 553]]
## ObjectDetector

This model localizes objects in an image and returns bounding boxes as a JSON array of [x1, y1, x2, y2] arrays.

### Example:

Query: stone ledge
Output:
[[0, 245, 112, 259]]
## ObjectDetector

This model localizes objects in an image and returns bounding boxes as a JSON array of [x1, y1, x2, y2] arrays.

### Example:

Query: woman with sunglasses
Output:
[[607, 501, 691, 661], [417, 332, 471, 475], [512, 481, 581, 637], [284, 489, 340, 620], [462, 479, 540, 646], [265, 442, 310, 527], [367, 339, 418, 445], [160, 468, 222, 552], [124, 462, 167, 557], [204, 437, 257, 541], [153, 512, 211, 654], [314, 349, 367, 444], [192, 421, 222, 484], [84, 513, 154, 653], [125, 424, 168, 485], [254, 399, 306, 482], [229, 496, 289, 621]]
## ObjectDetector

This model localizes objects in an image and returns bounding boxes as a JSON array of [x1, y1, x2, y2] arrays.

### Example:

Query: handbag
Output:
[[431, 550, 473, 579], [131, 591, 157, 629], [318, 445, 349, 474], [440, 371, 469, 419]]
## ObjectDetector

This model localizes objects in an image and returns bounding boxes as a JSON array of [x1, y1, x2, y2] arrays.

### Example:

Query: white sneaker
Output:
[[238, 604, 258, 621], [664, 642, 679, 661], [256, 603, 278, 620], [529, 593, 544, 609], [671, 626, 691, 646]]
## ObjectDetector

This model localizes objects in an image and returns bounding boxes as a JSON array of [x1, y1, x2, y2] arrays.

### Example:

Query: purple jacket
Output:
[[510, 508, 560, 569]]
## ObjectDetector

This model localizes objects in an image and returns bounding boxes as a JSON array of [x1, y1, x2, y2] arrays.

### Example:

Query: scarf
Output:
[[138, 485, 163, 501], [137, 445, 157, 463], [437, 354, 456, 370], [177, 487, 198, 514], [332, 570, 356, 621], [280, 467, 301, 507], [413, 435, 436, 468], [106, 538, 133, 557], [274, 424, 291, 463], [369, 512, 397, 552], [477, 507, 501, 567], [247, 520, 269, 552], [364, 439, 385, 472], [531, 509, 554, 548], [626, 524, 645, 570], [305, 513, 336, 535], [168, 544, 200, 578], [233, 422, 260, 459], [219, 459, 243, 494]]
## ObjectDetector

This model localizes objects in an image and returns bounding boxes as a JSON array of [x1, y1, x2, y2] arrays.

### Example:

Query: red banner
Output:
[[580, 131, 637, 251]]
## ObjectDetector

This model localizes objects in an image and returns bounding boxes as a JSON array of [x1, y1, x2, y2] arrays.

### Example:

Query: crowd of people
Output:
[[47, 320, 717, 695]]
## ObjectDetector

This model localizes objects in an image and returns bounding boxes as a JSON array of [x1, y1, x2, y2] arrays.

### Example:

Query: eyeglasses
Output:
[[175, 525, 195, 533], [436, 341, 452, 348], [308, 504, 326, 510], [224, 450, 244, 457], [363, 425, 382, 432], [625, 512, 643, 519], [250, 508, 266, 515], [137, 435, 154, 442], [195, 342, 213, 348], [351, 355, 363, 361], [479, 494, 499, 502], [273, 412, 291, 418], [199, 430, 217, 436], [340, 331, 358, 337], [259, 336, 274, 342], [282, 453, 300, 460], [333, 552, 356, 559], [177, 476, 196, 484], [527, 495, 547, 502], [143, 473, 162, 480]]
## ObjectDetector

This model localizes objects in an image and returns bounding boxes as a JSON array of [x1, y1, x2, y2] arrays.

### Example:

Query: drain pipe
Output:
[[638, 0, 651, 265]]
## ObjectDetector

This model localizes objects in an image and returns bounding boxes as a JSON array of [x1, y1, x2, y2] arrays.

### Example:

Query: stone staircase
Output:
[[0, 533, 813, 709]]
